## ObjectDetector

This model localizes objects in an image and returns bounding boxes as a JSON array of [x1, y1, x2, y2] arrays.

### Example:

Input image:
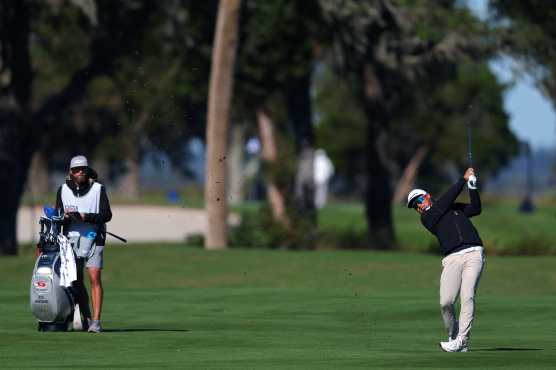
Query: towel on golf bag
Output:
[[58, 234, 77, 287]]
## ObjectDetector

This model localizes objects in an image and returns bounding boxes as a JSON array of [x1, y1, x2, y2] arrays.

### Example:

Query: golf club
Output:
[[107, 231, 127, 243], [466, 120, 473, 168]]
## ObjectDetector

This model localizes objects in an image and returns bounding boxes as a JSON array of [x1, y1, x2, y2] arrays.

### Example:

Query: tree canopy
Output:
[[489, 0, 556, 107], [0, 0, 528, 253]]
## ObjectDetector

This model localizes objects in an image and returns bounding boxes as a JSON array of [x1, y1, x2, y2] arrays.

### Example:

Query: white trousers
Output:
[[315, 181, 328, 209], [440, 250, 485, 339]]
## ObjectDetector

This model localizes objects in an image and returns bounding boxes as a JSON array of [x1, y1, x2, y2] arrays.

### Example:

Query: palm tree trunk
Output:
[[287, 73, 316, 227], [0, 0, 32, 255], [362, 64, 396, 249], [204, 0, 241, 249], [227, 123, 244, 205], [118, 110, 150, 199], [257, 108, 291, 229], [0, 112, 32, 255], [393, 145, 428, 203], [28, 150, 50, 198]]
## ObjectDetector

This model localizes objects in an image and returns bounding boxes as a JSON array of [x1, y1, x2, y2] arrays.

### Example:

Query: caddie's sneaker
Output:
[[88, 320, 103, 333], [440, 336, 468, 352]]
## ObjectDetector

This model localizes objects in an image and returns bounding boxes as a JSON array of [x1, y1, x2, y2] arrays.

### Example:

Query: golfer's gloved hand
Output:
[[467, 175, 477, 189]]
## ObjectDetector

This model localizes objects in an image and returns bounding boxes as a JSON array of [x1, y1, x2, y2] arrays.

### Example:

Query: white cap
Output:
[[69, 155, 88, 169], [407, 188, 427, 208]]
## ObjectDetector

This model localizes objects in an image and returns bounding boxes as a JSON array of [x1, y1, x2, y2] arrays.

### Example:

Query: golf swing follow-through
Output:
[[407, 121, 485, 352]]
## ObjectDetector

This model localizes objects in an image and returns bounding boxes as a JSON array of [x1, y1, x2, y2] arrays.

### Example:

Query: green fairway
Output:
[[1, 246, 555, 369]]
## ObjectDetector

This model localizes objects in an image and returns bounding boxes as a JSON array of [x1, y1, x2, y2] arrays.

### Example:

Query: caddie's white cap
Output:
[[407, 188, 427, 208], [69, 155, 88, 169]]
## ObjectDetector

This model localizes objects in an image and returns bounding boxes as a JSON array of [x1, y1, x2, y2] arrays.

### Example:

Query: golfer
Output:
[[407, 168, 485, 352], [55, 155, 112, 333]]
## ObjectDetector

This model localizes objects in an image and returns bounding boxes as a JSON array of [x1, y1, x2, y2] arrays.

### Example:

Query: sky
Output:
[[490, 59, 556, 150], [467, 0, 556, 150]]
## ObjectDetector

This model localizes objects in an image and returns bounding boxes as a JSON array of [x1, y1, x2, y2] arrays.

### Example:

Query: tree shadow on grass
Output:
[[475, 348, 543, 352], [103, 328, 189, 333]]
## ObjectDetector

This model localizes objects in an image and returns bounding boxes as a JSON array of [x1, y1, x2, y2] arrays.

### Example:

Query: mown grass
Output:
[[1, 246, 555, 369]]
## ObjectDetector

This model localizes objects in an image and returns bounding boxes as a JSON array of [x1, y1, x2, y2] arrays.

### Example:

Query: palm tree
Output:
[[205, 0, 242, 249]]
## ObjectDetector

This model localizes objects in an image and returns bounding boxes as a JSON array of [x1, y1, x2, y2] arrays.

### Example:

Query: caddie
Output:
[[55, 155, 112, 333]]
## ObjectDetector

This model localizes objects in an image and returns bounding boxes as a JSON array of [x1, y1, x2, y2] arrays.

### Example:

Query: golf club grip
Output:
[[107, 231, 127, 243]]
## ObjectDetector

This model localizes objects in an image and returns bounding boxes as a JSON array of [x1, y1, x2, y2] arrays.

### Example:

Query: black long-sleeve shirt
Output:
[[421, 178, 483, 256]]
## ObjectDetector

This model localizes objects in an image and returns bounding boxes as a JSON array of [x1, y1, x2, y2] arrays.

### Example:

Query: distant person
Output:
[[55, 155, 112, 333], [407, 168, 484, 352], [244, 137, 263, 201], [246, 137, 261, 156], [313, 149, 334, 209]]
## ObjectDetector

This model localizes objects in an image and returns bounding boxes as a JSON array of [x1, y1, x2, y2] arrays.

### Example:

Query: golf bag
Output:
[[30, 208, 75, 332]]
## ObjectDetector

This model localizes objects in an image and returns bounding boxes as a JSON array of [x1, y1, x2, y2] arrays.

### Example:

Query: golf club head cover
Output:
[[467, 175, 477, 189]]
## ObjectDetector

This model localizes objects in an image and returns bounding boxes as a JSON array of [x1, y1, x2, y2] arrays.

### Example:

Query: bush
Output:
[[492, 236, 555, 256], [184, 233, 204, 248], [316, 228, 368, 249], [228, 207, 277, 248], [212, 202, 556, 255], [229, 205, 317, 249]]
